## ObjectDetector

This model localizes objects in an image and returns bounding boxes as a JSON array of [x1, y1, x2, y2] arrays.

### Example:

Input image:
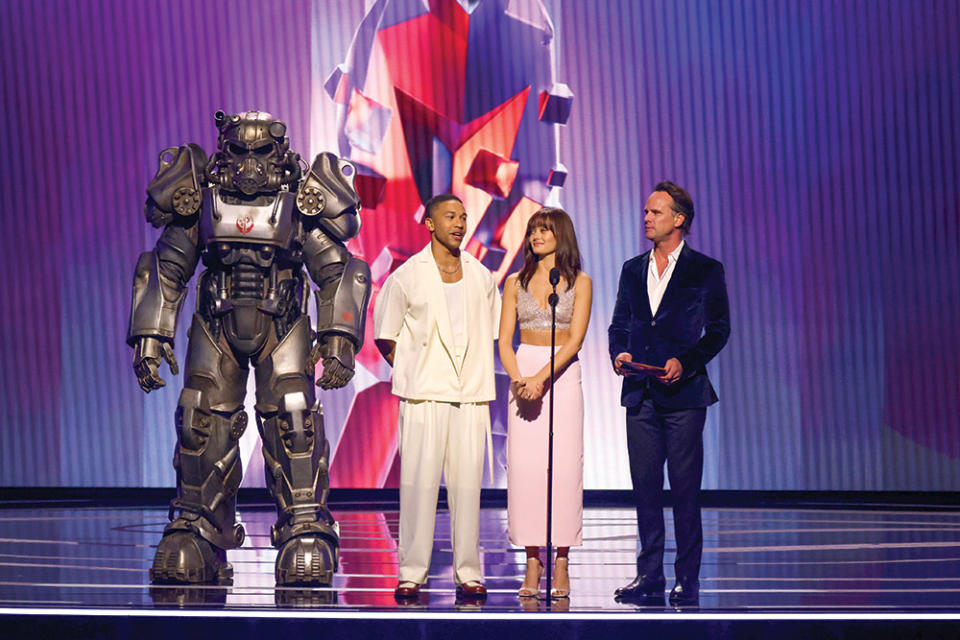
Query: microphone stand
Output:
[[545, 268, 560, 605]]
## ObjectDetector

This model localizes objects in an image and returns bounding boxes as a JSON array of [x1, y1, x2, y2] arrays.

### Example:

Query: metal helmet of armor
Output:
[[209, 110, 301, 195]]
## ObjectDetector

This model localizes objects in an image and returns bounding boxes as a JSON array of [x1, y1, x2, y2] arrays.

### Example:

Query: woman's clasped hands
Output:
[[512, 376, 544, 401]]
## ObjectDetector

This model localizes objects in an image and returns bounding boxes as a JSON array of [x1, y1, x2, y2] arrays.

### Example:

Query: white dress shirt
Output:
[[647, 240, 685, 316], [443, 279, 467, 357]]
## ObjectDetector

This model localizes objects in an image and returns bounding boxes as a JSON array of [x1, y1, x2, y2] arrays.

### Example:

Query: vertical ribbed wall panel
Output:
[[0, 2, 61, 485]]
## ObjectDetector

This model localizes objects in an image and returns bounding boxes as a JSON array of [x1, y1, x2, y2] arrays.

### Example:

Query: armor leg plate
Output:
[[152, 315, 248, 585], [255, 314, 339, 586]]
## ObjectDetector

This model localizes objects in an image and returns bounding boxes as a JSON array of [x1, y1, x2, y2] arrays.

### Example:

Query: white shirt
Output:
[[374, 244, 501, 403], [443, 279, 467, 357], [647, 240, 685, 316]]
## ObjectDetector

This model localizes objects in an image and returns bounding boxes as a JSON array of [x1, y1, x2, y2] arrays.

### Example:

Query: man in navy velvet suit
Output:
[[608, 181, 730, 606]]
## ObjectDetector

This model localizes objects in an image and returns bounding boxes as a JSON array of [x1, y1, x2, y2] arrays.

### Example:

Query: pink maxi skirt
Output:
[[506, 344, 584, 547]]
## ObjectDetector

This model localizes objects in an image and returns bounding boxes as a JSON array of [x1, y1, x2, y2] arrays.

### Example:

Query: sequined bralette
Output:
[[517, 283, 575, 331]]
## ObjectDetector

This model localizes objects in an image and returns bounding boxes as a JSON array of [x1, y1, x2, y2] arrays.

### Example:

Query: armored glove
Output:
[[309, 334, 355, 390], [133, 336, 180, 392]]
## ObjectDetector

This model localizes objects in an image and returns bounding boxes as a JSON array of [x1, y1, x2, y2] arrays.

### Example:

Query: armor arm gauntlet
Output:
[[301, 219, 370, 389], [312, 257, 371, 354], [302, 227, 371, 353], [128, 250, 188, 345], [127, 224, 200, 345], [308, 258, 370, 389]]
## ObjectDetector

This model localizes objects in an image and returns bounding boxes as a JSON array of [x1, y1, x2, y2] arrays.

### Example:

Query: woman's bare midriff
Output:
[[520, 328, 571, 346]]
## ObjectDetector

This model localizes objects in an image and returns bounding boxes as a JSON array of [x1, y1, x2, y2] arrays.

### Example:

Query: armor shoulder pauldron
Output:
[[296, 152, 362, 242], [144, 144, 208, 228]]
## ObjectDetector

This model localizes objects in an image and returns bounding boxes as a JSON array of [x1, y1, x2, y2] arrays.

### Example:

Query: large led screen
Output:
[[1, 0, 958, 490]]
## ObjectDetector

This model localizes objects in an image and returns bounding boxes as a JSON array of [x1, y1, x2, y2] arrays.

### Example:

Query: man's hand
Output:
[[614, 352, 634, 376], [658, 357, 683, 385], [133, 336, 179, 393]]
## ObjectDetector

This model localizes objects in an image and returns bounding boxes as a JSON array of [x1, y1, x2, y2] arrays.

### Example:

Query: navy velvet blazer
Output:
[[608, 243, 730, 409]]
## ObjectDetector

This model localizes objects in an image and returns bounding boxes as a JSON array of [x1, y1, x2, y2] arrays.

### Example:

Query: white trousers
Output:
[[397, 399, 489, 585]]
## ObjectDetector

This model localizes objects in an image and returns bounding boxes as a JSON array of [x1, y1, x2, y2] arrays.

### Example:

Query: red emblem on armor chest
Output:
[[236, 215, 254, 234]]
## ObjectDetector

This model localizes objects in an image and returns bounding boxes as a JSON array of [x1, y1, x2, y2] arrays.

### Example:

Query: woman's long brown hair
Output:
[[517, 207, 582, 290]]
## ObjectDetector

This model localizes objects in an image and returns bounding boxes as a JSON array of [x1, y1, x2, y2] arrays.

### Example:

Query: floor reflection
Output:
[[1, 502, 960, 612]]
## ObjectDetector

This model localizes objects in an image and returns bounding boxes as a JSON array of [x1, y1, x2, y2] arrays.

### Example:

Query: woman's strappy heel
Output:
[[518, 557, 543, 598], [551, 556, 570, 599]]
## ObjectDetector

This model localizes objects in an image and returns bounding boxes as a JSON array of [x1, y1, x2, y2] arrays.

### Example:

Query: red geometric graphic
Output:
[[537, 83, 574, 125], [354, 170, 387, 210], [547, 162, 568, 187], [465, 148, 520, 199], [328, 381, 399, 489], [324, 63, 351, 105], [377, 5, 470, 123]]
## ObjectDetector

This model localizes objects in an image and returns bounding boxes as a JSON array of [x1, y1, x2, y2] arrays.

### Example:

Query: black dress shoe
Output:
[[614, 574, 666, 598], [669, 578, 700, 605]]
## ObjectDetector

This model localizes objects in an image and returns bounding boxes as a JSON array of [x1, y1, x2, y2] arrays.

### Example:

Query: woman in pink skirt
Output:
[[499, 207, 592, 598]]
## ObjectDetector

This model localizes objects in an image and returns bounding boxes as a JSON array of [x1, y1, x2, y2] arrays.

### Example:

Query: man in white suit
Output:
[[374, 194, 501, 601]]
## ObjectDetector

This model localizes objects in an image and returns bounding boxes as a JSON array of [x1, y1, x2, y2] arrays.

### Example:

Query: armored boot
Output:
[[151, 529, 234, 585]]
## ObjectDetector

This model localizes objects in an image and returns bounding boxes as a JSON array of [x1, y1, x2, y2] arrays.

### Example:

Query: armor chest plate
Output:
[[199, 189, 299, 248]]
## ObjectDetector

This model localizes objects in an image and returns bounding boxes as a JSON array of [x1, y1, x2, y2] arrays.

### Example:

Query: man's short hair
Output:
[[423, 194, 463, 222], [653, 180, 695, 234]]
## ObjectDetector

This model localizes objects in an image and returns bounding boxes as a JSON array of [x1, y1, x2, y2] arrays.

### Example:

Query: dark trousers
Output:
[[625, 398, 707, 581]]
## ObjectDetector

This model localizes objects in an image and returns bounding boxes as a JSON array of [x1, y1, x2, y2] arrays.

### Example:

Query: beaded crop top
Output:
[[517, 283, 575, 331]]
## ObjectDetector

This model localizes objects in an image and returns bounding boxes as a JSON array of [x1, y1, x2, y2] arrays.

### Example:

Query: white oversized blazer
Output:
[[374, 244, 501, 403]]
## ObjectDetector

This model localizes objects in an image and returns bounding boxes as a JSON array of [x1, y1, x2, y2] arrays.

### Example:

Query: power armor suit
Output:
[[128, 110, 370, 586]]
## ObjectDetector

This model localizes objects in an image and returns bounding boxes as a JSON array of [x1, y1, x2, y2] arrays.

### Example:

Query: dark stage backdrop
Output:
[[1, 0, 957, 490]]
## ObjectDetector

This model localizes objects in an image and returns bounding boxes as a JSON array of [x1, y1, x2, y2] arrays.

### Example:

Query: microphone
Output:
[[548, 267, 560, 307]]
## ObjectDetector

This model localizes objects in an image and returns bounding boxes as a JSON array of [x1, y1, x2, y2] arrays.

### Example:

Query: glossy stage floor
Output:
[[2, 491, 960, 638]]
